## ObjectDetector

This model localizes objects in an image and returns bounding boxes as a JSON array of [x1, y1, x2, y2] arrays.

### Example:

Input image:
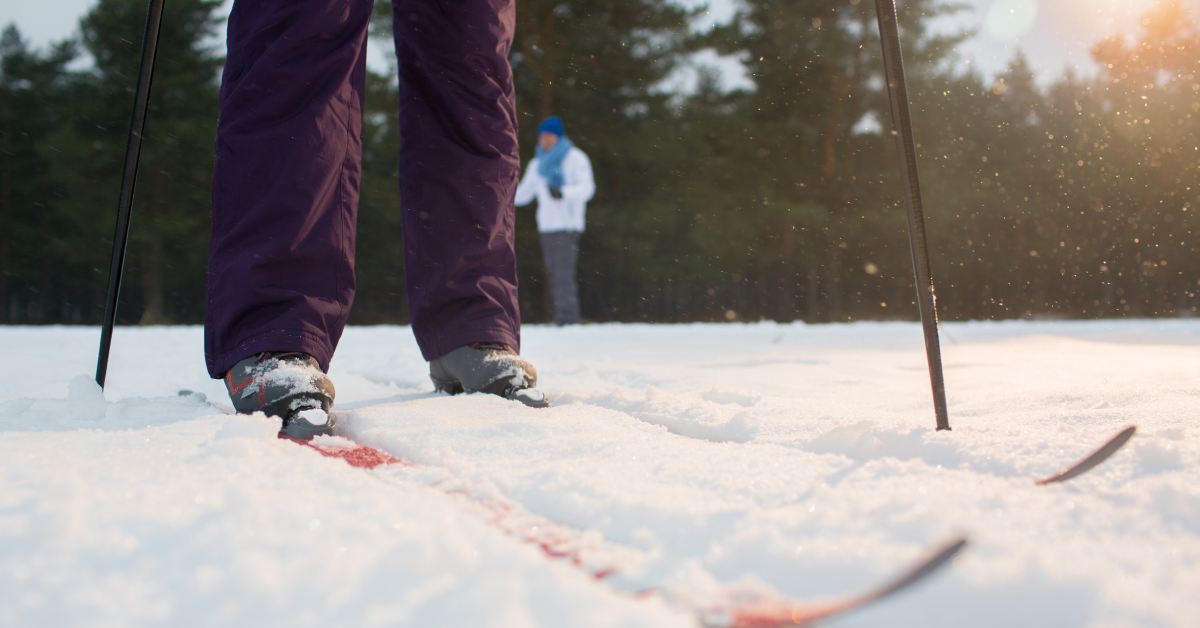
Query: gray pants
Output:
[[539, 231, 582, 325]]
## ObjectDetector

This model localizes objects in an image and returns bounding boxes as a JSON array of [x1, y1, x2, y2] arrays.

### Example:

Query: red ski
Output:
[[286, 433, 966, 627]]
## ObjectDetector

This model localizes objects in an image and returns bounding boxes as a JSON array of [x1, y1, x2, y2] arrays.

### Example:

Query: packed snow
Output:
[[1, 320, 1197, 627]]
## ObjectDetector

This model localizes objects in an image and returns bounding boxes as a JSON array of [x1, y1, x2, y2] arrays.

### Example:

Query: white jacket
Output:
[[514, 146, 595, 233]]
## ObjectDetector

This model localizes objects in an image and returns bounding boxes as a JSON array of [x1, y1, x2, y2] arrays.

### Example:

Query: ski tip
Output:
[[926, 534, 970, 573], [718, 534, 969, 628], [1035, 424, 1137, 486], [1112, 424, 1138, 444], [866, 534, 969, 603]]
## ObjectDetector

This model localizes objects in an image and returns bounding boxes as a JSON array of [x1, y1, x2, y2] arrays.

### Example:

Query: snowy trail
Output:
[[1, 321, 1197, 627]]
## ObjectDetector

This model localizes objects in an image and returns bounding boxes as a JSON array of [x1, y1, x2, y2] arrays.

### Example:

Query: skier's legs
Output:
[[392, 0, 522, 360], [539, 232, 581, 325], [560, 232, 582, 324], [205, 0, 371, 378]]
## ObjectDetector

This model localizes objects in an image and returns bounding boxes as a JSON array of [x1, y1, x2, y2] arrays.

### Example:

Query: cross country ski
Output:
[[1035, 425, 1138, 486], [288, 429, 968, 627]]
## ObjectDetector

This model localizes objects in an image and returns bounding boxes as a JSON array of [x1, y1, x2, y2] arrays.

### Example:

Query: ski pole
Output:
[[96, 0, 167, 389], [873, 0, 951, 430]]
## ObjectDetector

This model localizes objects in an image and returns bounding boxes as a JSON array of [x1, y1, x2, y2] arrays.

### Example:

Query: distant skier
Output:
[[515, 116, 596, 325], [205, 0, 547, 440]]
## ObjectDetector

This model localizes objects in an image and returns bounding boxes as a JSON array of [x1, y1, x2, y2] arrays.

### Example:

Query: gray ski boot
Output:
[[429, 343, 549, 408], [223, 352, 336, 440]]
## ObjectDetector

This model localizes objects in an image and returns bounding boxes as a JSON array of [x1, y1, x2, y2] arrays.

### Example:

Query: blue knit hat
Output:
[[537, 115, 565, 137]]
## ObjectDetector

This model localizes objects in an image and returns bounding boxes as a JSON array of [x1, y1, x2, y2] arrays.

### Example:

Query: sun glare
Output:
[[1071, 0, 1176, 33], [982, 0, 1186, 43], [982, 0, 1038, 41]]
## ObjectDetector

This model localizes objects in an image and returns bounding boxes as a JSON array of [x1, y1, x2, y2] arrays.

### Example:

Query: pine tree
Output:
[[698, 0, 969, 321], [73, 0, 224, 323], [1087, 0, 1200, 315], [0, 26, 82, 322]]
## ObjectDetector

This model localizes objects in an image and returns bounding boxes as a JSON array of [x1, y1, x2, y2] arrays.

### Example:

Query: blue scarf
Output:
[[536, 136, 574, 189]]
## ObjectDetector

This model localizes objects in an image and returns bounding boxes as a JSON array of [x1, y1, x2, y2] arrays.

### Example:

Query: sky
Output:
[[3, 0, 1198, 87], [949, 0, 1199, 82], [2, 0, 162, 48]]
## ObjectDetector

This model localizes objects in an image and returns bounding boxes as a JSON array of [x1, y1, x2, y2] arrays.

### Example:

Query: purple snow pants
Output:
[[205, 0, 521, 378]]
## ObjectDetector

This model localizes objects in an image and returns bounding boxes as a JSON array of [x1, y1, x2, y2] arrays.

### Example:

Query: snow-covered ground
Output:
[[1, 320, 1197, 627]]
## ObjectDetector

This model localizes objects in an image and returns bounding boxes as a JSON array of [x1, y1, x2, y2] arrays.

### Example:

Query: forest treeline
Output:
[[2, 0, 1197, 325]]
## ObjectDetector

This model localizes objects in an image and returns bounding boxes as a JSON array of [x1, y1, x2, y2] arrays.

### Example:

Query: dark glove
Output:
[[549, 186, 563, 200]]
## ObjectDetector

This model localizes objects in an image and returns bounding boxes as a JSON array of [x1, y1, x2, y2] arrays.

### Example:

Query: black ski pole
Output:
[[873, 0, 951, 430], [96, 0, 167, 389]]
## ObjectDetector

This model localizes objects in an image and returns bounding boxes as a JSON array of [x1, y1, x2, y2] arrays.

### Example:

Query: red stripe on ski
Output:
[[280, 434, 407, 469], [280, 433, 618, 581]]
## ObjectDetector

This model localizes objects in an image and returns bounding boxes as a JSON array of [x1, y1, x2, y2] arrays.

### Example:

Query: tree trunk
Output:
[[0, 109, 13, 323], [516, 4, 558, 120], [139, 237, 167, 324], [826, 239, 845, 321], [806, 265, 820, 321], [0, 236, 9, 323], [777, 226, 797, 320]]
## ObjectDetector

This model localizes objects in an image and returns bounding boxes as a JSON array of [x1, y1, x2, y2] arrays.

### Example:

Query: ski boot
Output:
[[223, 352, 336, 440], [429, 343, 549, 408]]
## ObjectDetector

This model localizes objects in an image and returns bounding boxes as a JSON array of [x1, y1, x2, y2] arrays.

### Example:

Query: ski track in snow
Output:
[[0, 320, 1197, 627]]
